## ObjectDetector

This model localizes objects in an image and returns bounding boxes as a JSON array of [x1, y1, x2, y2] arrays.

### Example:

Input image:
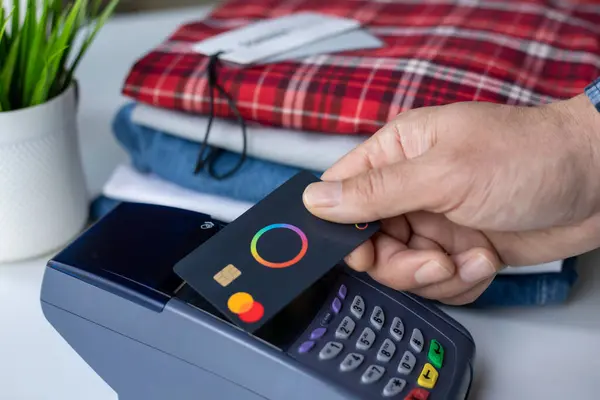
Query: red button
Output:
[[404, 388, 430, 400]]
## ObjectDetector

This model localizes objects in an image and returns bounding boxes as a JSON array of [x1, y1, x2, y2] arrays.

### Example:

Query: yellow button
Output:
[[417, 363, 439, 389]]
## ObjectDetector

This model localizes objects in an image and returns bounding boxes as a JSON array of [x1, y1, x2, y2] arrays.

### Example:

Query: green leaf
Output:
[[0, 7, 6, 41], [11, 0, 20, 38], [0, 6, 11, 58], [23, 2, 50, 104], [52, 0, 63, 21], [80, 0, 88, 25], [31, 44, 68, 106], [30, 62, 50, 107], [0, 31, 21, 109], [0, 6, 14, 91], [65, 0, 118, 87], [91, 0, 103, 18], [38, 5, 66, 101], [15, 0, 38, 106], [48, 0, 61, 31], [47, 0, 84, 97], [0, 80, 7, 112]]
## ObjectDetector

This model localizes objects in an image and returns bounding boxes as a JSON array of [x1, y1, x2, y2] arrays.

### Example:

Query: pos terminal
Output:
[[40, 202, 475, 400]]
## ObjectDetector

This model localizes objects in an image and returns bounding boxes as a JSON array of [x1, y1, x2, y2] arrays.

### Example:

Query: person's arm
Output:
[[303, 78, 600, 305]]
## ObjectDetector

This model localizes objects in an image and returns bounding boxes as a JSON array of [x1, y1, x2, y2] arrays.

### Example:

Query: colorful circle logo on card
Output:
[[355, 223, 369, 230], [250, 223, 308, 268], [227, 292, 264, 323]]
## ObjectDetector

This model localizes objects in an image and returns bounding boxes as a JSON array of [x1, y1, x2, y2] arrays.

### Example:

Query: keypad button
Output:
[[427, 339, 444, 369], [376, 339, 396, 363], [390, 317, 405, 341], [356, 327, 376, 350], [310, 327, 327, 340], [404, 388, 430, 400], [397, 351, 416, 375], [383, 377, 407, 397], [319, 341, 344, 360], [370, 306, 385, 330], [338, 284, 347, 300], [417, 363, 439, 389], [331, 297, 342, 314], [351, 295, 365, 319], [298, 341, 315, 354], [360, 365, 385, 384], [340, 352, 364, 372], [335, 316, 356, 340], [320, 311, 333, 327], [410, 328, 424, 353]]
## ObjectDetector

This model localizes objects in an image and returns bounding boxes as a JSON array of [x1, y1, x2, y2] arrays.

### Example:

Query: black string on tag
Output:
[[194, 51, 248, 180]]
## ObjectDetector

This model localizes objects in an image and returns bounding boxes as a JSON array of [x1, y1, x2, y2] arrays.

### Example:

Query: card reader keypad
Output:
[[335, 316, 356, 340], [357, 327, 376, 350], [370, 306, 385, 331], [319, 342, 344, 360], [341, 353, 365, 372], [351, 295, 365, 319], [290, 275, 453, 399], [361, 365, 386, 384], [377, 339, 396, 363], [410, 329, 424, 353], [390, 317, 405, 341], [398, 351, 417, 375]]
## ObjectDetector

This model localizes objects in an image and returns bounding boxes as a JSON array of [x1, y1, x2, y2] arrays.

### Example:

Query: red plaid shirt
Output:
[[122, 0, 600, 135]]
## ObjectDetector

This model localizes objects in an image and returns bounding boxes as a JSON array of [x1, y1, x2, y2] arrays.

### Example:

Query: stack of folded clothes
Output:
[[93, 0, 600, 307]]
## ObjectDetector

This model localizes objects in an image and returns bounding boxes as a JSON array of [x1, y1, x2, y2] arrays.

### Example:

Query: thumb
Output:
[[304, 153, 450, 223]]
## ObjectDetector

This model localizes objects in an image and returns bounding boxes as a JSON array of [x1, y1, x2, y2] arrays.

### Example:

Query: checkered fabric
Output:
[[122, 0, 600, 135]]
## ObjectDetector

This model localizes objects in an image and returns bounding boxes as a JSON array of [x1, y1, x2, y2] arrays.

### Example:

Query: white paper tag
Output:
[[193, 12, 364, 65], [258, 29, 383, 64]]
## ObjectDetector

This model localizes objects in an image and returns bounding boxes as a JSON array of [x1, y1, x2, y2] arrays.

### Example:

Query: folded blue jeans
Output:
[[113, 104, 315, 204], [102, 104, 580, 308]]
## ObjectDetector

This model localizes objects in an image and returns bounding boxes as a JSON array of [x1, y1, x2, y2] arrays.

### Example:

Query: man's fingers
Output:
[[380, 216, 411, 244], [321, 106, 441, 182], [407, 233, 444, 251], [438, 277, 494, 306], [321, 122, 408, 182], [488, 212, 600, 266], [321, 134, 387, 181], [304, 152, 450, 223], [343, 239, 376, 272], [407, 211, 493, 255], [409, 247, 503, 299], [365, 232, 455, 291], [454, 246, 504, 283]]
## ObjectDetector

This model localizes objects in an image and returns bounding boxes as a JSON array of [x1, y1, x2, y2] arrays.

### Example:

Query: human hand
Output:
[[303, 94, 600, 305]]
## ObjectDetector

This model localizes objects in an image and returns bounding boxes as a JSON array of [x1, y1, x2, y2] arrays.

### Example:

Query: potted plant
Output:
[[0, 0, 118, 263]]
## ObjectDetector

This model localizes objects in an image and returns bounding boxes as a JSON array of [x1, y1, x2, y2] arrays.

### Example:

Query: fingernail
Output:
[[303, 181, 342, 207], [414, 260, 450, 285], [459, 254, 496, 283]]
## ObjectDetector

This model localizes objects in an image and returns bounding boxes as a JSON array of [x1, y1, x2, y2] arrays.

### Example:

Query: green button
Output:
[[428, 340, 444, 369]]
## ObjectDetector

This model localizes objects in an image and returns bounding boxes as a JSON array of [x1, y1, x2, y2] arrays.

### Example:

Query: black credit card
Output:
[[173, 171, 380, 333]]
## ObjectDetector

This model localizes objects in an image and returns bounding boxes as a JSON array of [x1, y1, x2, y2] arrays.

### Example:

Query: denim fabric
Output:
[[461, 257, 578, 308], [113, 104, 316, 204], [90, 194, 578, 308]]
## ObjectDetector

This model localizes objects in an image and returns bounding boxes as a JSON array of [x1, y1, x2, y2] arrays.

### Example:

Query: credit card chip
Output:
[[214, 264, 241, 287]]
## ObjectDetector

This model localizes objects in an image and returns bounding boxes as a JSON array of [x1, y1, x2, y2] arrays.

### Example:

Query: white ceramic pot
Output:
[[0, 84, 89, 263]]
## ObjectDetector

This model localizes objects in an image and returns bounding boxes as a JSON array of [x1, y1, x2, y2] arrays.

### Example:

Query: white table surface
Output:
[[2, 5, 600, 400]]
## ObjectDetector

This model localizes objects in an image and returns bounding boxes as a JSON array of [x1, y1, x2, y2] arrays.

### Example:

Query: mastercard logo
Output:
[[227, 292, 264, 323]]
